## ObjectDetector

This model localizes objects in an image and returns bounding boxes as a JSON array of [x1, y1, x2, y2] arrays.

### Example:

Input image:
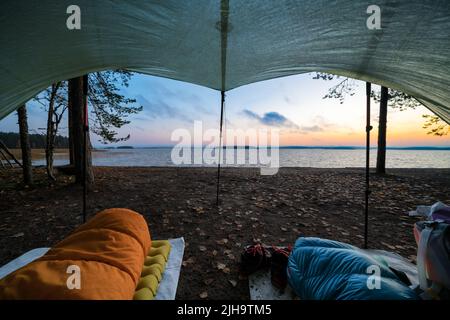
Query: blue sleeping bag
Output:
[[287, 237, 419, 300]]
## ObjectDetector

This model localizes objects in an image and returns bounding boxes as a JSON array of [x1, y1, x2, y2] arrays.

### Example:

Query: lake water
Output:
[[33, 148, 450, 168]]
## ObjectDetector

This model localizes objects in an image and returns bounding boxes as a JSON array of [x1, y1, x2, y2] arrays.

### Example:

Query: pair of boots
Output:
[[240, 243, 292, 290]]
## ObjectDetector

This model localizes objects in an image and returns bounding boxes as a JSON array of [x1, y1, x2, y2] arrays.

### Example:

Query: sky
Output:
[[0, 73, 448, 148]]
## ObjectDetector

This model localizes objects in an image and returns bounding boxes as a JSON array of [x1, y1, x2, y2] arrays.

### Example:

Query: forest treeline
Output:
[[0, 132, 69, 149]]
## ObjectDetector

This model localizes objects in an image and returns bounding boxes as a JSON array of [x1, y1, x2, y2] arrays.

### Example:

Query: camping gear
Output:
[[249, 242, 420, 301], [1, 1, 448, 255], [0, 237, 185, 300], [244, 245, 295, 298], [240, 244, 271, 275], [430, 203, 450, 223], [414, 221, 450, 299], [240, 244, 292, 277], [134, 240, 171, 300], [0, 208, 153, 299], [409, 202, 450, 223], [241, 244, 292, 290], [287, 237, 419, 300], [1, 1, 450, 123], [270, 246, 291, 290], [1, 1, 449, 300]]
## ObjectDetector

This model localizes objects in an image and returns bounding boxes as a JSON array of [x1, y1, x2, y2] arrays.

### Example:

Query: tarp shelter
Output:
[[0, 0, 449, 123]]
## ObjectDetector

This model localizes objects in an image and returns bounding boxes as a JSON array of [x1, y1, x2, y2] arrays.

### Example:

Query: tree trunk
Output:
[[17, 105, 33, 185], [46, 88, 56, 180], [376, 86, 388, 174], [68, 98, 74, 166], [69, 76, 93, 184]]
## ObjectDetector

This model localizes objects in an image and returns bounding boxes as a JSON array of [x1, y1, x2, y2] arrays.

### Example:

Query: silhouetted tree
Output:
[[422, 115, 450, 136], [35, 82, 68, 180], [69, 76, 93, 184], [376, 87, 388, 174], [87, 71, 143, 144], [17, 105, 33, 185], [312, 73, 449, 174], [35, 70, 142, 182]]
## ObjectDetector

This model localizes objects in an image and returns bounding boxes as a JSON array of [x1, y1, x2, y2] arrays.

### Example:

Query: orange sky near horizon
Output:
[[124, 103, 449, 147], [1, 73, 447, 147], [278, 109, 448, 147]]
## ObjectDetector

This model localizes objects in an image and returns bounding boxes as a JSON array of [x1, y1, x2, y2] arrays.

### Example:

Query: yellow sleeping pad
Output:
[[133, 240, 171, 300]]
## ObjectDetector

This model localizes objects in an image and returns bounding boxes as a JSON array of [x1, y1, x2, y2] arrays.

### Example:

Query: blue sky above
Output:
[[0, 73, 448, 147]]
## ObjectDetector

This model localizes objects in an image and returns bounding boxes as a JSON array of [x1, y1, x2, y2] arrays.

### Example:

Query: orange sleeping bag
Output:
[[0, 208, 151, 299]]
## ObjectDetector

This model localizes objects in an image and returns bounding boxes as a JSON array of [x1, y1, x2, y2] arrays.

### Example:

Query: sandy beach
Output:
[[7, 148, 108, 161], [0, 167, 449, 299]]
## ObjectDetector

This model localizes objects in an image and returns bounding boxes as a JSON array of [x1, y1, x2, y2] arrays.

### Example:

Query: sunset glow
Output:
[[0, 73, 448, 148]]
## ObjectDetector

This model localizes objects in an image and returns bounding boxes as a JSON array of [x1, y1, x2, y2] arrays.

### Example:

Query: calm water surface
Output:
[[33, 148, 450, 168]]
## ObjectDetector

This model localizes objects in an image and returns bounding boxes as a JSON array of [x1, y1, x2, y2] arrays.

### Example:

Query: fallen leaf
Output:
[[217, 239, 228, 245], [217, 263, 226, 270], [182, 257, 195, 266], [229, 280, 237, 287], [194, 207, 205, 214], [199, 291, 208, 299], [11, 232, 24, 238]]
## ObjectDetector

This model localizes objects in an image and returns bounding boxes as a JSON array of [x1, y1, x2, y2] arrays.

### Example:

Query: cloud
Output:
[[298, 116, 342, 133], [300, 125, 324, 132], [241, 111, 345, 134], [242, 109, 299, 128], [312, 116, 335, 128], [242, 109, 260, 121], [136, 95, 191, 122], [145, 81, 214, 116]]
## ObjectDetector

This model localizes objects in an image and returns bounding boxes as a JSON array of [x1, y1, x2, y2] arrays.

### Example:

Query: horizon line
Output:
[[95, 145, 450, 150]]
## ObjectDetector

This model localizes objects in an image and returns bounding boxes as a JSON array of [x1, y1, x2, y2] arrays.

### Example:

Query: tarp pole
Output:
[[364, 82, 372, 249], [216, 0, 229, 206], [216, 91, 225, 206], [82, 74, 88, 223]]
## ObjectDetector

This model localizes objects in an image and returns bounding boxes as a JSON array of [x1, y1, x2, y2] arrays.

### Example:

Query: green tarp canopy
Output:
[[1, 0, 449, 122]]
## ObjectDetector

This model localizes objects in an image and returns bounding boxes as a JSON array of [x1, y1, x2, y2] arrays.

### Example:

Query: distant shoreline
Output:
[[5, 147, 449, 163], [95, 146, 450, 150], [7, 148, 105, 161]]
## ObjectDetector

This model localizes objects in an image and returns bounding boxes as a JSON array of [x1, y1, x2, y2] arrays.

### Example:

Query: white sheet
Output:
[[249, 269, 297, 300], [0, 247, 50, 280], [155, 237, 185, 300]]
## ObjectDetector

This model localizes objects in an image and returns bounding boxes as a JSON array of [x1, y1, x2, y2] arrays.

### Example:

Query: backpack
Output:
[[414, 220, 450, 299]]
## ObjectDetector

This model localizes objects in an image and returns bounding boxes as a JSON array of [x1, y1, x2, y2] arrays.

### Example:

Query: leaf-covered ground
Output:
[[1, 167, 449, 299]]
